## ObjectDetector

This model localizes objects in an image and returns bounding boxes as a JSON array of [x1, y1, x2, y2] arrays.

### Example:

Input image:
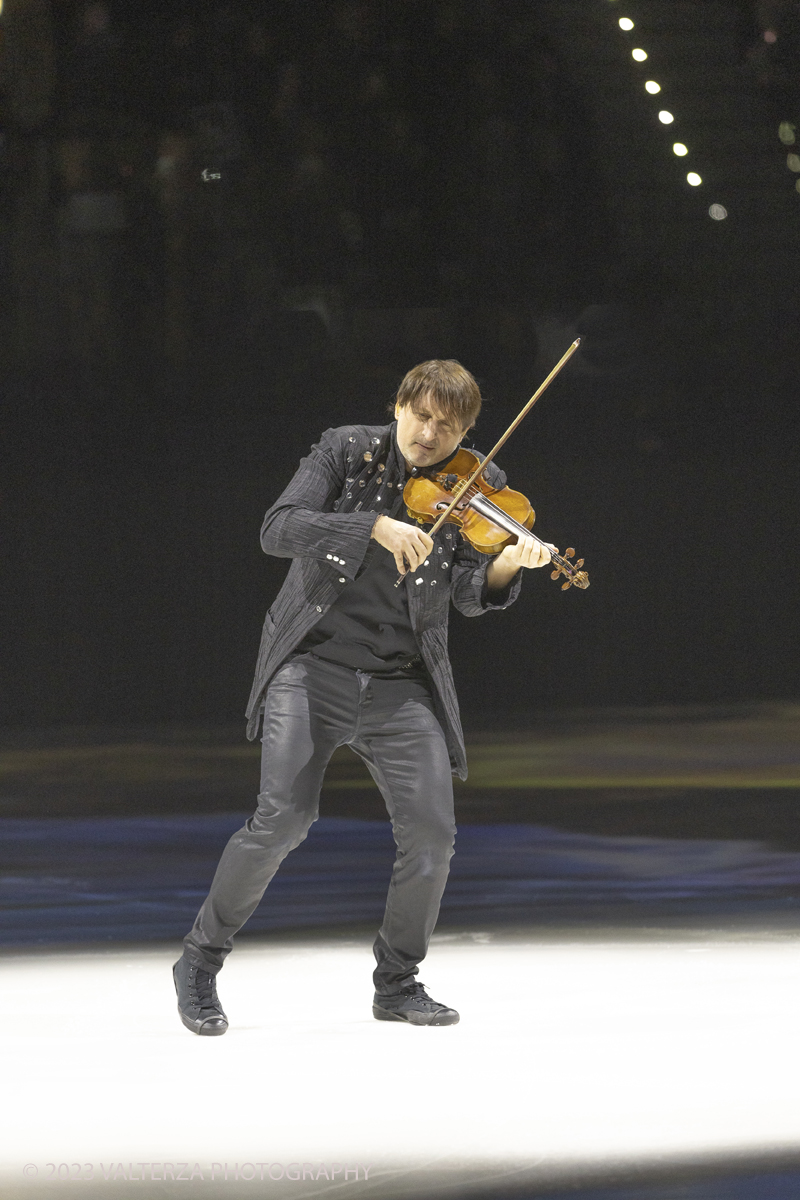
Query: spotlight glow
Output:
[[631, 48, 648, 61], [687, 172, 702, 186], [787, 153, 800, 172], [645, 80, 661, 94], [658, 111, 674, 124], [796, 179, 800, 194], [619, 17, 634, 30], [709, 204, 727, 220], [673, 142, 688, 156], [779, 122, 796, 145]]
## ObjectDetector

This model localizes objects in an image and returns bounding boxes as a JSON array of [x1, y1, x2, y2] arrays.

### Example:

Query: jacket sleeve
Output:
[[448, 459, 523, 617], [259, 428, 377, 580], [449, 538, 523, 616]]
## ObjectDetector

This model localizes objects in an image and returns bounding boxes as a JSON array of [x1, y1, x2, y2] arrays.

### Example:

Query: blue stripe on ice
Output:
[[531, 1168, 800, 1200], [2, 815, 800, 945]]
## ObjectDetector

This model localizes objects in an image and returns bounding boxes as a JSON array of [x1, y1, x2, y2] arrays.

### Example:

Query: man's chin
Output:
[[399, 444, 444, 470]]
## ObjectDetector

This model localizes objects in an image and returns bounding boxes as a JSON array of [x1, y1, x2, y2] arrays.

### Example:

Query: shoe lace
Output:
[[188, 966, 220, 1009], [401, 981, 431, 1000]]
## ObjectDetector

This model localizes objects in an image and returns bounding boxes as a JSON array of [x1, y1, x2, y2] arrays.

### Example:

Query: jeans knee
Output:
[[410, 815, 456, 863], [246, 800, 315, 850]]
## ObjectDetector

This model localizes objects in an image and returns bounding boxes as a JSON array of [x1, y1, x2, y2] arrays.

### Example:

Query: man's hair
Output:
[[395, 360, 482, 431]]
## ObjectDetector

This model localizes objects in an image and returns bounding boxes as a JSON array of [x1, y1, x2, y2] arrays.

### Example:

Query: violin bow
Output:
[[419, 337, 581, 540]]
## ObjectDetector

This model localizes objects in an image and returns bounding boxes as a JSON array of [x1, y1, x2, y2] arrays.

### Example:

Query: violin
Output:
[[395, 337, 589, 592], [403, 447, 589, 590]]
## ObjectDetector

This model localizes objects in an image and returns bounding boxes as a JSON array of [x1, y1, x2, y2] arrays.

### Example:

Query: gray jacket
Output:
[[245, 421, 522, 779]]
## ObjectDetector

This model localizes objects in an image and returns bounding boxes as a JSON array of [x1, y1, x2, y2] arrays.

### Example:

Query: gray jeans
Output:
[[183, 652, 456, 993]]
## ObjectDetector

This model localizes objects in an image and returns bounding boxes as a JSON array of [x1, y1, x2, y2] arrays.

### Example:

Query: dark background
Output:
[[2, 0, 799, 731]]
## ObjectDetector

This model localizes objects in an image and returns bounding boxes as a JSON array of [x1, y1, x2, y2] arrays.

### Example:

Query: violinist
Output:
[[173, 359, 553, 1035]]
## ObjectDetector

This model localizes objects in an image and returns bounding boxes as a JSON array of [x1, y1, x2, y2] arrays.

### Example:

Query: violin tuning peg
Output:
[[565, 548, 575, 558], [561, 580, 571, 591], [550, 570, 560, 581], [576, 559, 584, 569]]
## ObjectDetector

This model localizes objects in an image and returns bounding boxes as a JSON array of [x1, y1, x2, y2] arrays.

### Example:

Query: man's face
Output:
[[394, 393, 469, 471]]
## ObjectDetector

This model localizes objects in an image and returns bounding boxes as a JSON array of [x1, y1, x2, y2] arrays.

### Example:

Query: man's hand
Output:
[[486, 534, 555, 592], [372, 515, 434, 574]]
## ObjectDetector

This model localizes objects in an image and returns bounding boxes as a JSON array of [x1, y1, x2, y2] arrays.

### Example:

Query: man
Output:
[[173, 359, 552, 1034]]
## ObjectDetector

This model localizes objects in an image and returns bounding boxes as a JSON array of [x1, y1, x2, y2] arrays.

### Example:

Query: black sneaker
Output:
[[373, 981, 459, 1026], [173, 954, 228, 1036]]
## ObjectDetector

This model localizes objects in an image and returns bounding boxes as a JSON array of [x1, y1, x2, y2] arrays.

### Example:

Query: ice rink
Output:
[[4, 924, 800, 1199]]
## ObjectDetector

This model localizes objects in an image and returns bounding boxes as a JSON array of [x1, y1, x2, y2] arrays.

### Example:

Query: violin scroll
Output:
[[550, 547, 590, 591]]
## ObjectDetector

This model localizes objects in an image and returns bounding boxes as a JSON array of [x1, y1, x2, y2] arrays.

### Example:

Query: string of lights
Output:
[[779, 122, 800, 195], [752, 13, 800, 199], [606, 0, 728, 221]]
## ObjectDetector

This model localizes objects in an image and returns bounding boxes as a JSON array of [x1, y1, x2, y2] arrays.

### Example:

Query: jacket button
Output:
[[442, 561, 449, 568], [338, 576, 346, 583], [326, 553, 332, 559], [315, 605, 323, 612], [415, 577, 423, 585], [348, 436, 355, 443]]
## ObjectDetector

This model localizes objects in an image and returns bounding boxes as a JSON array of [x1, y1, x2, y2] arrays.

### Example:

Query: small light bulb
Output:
[[795, 178, 800, 194], [645, 81, 661, 94], [778, 121, 796, 145], [619, 17, 634, 30], [673, 142, 688, 156], [687, 172, 702, 186], [709, 204, 727, 220], [787, 153, 800, 172], [631, 48, 648, 61], [658, 111, 674, 124]]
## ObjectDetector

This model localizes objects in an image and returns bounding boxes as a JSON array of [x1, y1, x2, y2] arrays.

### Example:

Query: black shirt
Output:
[[297, 435, 421, 674]]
